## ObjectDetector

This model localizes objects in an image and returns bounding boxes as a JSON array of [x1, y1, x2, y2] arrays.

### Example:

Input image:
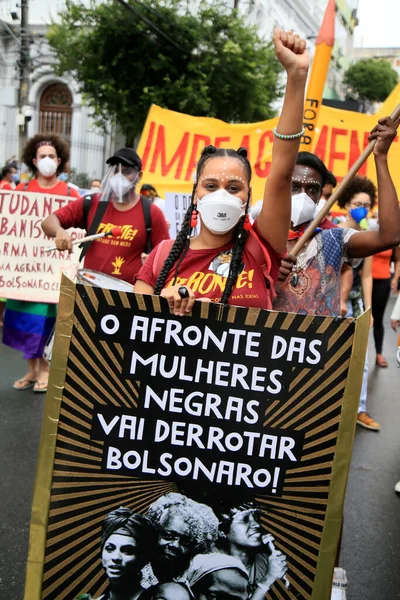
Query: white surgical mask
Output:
[[197, 189, 246, 235], [110, 172, 134, 198], [368, 217, 379, 231], [38, 156, 58, 177], [291, 192, 317, 227]]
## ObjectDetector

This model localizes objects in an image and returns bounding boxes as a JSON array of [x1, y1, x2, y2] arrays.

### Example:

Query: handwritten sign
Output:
[[0, 190, 84, 302]]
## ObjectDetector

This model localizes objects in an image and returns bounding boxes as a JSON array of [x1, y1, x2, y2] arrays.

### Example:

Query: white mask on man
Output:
[[316, 198, 326, 214], [110, 172, 135, 198], [37, 156, 58, 177], [291, 192, 317, 227], [197, 188, 246, 235]]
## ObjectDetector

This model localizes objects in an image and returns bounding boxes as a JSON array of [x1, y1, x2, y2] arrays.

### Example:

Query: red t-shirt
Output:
[[136, 225, 280, 309], [0, 180, 12, 190], [320, 217, 337, 230], [54, 194, 170, 282], [16, 179, 81, 198]]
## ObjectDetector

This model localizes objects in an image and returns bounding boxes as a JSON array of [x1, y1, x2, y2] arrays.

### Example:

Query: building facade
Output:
[[244, 0, 359, 100], [1, 0, 359, 175], [353, 46, 400, 77], [0, 20, 112, 180]]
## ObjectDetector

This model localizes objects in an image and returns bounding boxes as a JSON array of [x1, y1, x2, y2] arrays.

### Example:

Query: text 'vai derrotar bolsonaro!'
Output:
[[90, 311, 328, 492]]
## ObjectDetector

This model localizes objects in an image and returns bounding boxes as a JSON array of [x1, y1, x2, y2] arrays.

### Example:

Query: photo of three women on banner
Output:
[[14, 29, 400, 600]]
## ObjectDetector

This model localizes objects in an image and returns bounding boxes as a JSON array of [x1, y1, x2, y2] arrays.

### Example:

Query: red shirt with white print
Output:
[[54, 194, 170, 282], [136, 223, 281, 309]]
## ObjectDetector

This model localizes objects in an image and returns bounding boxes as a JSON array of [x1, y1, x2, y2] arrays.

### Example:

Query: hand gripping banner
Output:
[[25, 275, 369, 600]]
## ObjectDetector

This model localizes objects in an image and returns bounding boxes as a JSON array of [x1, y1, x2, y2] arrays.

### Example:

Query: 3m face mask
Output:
[[291, 192, 317, 228], [197, 189, 246, 235], [110, 172, 136, 201], [38, 156, 58, 177]]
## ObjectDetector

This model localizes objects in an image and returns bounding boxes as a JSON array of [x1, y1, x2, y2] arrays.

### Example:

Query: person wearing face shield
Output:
[[2, 134, 80, 394], [274, 118, 400, 317], [42, 148, 170, 282]]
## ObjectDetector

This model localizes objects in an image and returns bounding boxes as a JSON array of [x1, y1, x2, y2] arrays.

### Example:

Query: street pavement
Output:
[[0, 301, 399, 600]]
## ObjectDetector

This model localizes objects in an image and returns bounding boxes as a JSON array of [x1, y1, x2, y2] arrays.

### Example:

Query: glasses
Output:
[[350, 201, 371, 210]]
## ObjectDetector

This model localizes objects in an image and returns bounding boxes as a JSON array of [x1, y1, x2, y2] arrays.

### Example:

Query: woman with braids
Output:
[[134, 29, 309, 310], [2, 134, 79, 392]]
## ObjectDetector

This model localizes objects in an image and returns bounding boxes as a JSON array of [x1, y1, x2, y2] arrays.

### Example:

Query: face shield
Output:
[[99, 163, 140, 204]]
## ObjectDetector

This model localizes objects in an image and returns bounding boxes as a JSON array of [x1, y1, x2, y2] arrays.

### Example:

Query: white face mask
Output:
[[368, 217, 379, 231], [197, 189, 246, 235], [110, 172, 135, 198], [316, 198, 326, 214], [37, 156, 58, 177], [291, 192, 317, 227]]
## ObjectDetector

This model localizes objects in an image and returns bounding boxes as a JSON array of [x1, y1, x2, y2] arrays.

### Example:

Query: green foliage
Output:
[[70, 170, 91, 189], [48, 0, 282, 141], [344, 58, 398, 103]]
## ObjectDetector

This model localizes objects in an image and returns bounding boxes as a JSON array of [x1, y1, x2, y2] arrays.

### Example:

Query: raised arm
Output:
[[257, 29, 309, 255], [347, 117, 400, 258]]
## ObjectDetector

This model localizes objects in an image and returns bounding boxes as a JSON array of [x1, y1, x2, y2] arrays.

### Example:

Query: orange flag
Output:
[[299, 0, 335, 151]]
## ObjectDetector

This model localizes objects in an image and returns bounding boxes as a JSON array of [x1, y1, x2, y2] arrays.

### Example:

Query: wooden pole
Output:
[[291, 103, 400, 257]]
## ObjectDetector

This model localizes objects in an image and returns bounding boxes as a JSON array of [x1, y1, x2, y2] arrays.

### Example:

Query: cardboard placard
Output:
[[0, 191, 84, 302], [25, 275, 369, 600]]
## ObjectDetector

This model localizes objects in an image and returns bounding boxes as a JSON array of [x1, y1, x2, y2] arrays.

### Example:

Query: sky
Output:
[[354, 0, 400, 48], [1, 0, 399, 49]]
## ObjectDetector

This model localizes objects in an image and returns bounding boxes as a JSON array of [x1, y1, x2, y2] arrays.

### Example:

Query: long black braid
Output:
[[153, 145, 252, 303]]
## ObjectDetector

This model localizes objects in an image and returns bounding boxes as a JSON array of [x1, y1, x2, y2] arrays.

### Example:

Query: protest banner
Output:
[[0, 190, 84, 303], [25, 275, 369, 600], [164, 192, 193, 238], [137, 84, 400, 208]]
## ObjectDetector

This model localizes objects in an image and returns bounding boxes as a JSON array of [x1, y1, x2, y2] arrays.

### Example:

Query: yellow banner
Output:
[[137, 84, 400, 206]]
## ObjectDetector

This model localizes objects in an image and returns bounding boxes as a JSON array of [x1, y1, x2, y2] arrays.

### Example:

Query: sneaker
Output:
[[356, 412, 381, 431], [331, 568, 348, 600], [395, 481, 400, 494]]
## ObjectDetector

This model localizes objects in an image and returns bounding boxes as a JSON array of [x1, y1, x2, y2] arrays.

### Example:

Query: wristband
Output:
[[273, 127, 305, 141]]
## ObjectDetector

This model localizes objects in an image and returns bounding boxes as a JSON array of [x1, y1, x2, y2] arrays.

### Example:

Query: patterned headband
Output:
[[36, 140, 55, 149]]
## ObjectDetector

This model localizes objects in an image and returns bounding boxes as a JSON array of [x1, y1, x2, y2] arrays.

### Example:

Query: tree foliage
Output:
[[344, 58, 398, 103], [48, 0, 282, 142]]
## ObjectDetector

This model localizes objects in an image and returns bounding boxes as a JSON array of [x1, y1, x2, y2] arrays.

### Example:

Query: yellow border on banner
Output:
[[24, 274, 76, 600], [311, 310, 370, 600]]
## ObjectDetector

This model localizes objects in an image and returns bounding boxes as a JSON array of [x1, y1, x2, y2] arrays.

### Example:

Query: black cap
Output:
[[106, 147, 142, 170]]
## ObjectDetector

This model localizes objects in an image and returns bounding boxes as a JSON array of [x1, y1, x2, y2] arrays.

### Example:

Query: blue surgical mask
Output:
[[58, 173, 69, 182], [350, 206, 368, 224], [11, 174, 19, 183]]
